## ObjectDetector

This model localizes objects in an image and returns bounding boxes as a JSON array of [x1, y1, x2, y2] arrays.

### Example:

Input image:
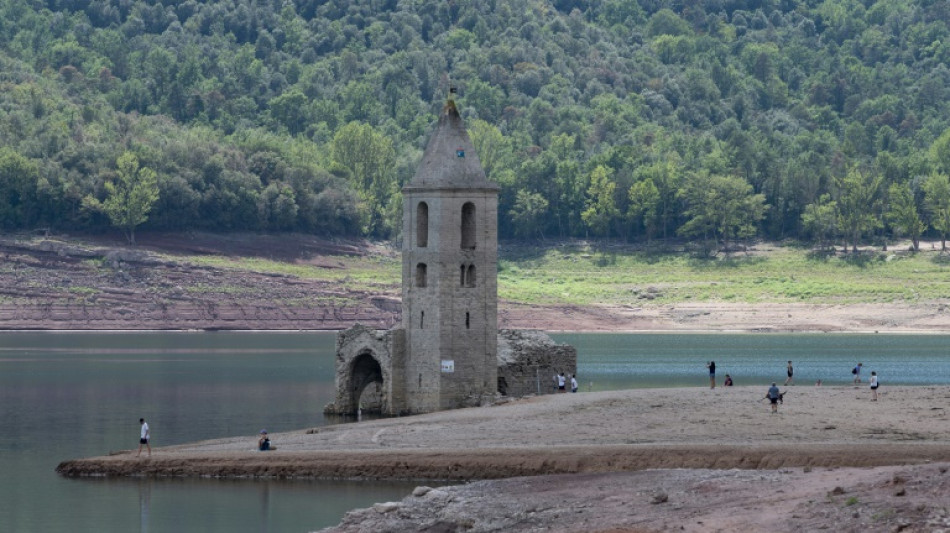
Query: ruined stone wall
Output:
[[324, 324, 396, 416], [497, 329, 577, 398]]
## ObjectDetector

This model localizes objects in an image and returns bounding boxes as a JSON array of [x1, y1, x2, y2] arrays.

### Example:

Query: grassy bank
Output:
[[499, 242, 950, 306], [181, 239, 950, 307]]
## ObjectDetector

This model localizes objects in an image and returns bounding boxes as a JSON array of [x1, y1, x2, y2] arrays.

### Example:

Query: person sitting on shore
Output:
[[258, 430, 271, 451], [723, 374, 733, 386]]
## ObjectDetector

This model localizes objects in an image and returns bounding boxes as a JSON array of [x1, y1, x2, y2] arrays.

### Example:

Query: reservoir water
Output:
[[1, 331, 948, 532]]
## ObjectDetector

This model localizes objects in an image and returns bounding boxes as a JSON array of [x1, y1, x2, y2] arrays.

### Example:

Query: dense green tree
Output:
[[835, 166, 884, 253], [467, 119, 507, 180], [330, 121, 397, 236], [257, 181, 298, 230], [509, 189, 548, 239], [268, 90, 309, 135], [83, 152, 160, 245], [886, 183, 925, 252], [632, 159, 682, 242], [678, 173, 768, 254], [627, 178, 659, 242], [0, 148, 41, 229], [923, 173, 950, 251], [929, 128, 950, 175], [801, 194, 838, 252], [581, 165, 618, 240]]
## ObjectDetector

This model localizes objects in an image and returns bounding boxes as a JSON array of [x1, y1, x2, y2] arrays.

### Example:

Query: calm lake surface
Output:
[[1, 331, 948, 532]]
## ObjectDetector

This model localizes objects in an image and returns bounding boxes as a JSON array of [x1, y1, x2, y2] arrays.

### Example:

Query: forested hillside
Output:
[[3, 0, 950, 249]]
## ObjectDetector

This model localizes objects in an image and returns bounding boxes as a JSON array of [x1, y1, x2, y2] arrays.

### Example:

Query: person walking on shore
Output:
[[570, 374, 578, 393], [852, 362, 863, 383], [706, 361, 716, 389], [869, 371, 879, 401], [137, 418, 151, 457], [766, 383, 781, 413], [784, 360, 794, 386], [557, 372, 566, 393]]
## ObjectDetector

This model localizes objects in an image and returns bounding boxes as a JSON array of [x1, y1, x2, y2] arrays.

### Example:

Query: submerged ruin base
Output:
[[324, 325, 576, 416]]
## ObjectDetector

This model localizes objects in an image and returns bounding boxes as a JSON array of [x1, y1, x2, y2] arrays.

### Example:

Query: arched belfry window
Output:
[[460, 265, 466, 287], [466, 264, 476, 287], [416, 202, 428, 248], [461, 202, 476, 249], [416, 263, 427, 287]]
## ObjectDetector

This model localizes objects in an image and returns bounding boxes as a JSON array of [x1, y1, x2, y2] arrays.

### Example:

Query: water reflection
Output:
[[139, 481, 150, 533], [257, 482, 269, 533]]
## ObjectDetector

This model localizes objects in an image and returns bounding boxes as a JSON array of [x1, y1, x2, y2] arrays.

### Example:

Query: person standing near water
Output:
[[869, 371, 879, 401], [784, 360, 794, 385], [570, 374, 578, 393], [706, 361, 716, 389], [852, 362, 863, 383], [766, 383, 781, 413], [137, 418, 150, 457]]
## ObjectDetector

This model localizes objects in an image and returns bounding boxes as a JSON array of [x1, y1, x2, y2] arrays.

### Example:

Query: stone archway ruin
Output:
[[325, 324, 403, 416], [349, 350, 384, 413]]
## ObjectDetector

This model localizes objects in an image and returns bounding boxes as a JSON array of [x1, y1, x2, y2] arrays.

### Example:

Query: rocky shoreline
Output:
[[321, 463, 950, 533]]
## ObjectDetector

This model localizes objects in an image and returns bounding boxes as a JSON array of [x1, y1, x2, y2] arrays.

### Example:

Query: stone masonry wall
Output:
[[497, 329, 577, 398]]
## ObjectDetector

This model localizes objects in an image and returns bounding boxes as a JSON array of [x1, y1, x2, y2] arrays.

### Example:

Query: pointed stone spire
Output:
[[406, 100, 498, 190]]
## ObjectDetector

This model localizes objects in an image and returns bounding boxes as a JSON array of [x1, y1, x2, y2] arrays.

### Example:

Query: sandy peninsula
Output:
[[59, 384, 950, 531]]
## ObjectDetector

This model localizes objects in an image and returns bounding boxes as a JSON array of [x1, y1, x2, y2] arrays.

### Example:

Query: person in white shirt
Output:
[[570, 375, 578, 393], [137, 418, 151, 457], [869, 371, 879, 401]]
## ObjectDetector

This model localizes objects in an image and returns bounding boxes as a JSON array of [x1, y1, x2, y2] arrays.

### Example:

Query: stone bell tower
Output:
[[400, 99, 500, 413], [326, 99, 571, 418]]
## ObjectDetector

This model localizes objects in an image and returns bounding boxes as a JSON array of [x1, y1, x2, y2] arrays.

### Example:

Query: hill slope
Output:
[[2, 233, 949, 331], [3, 1, 950, 246]]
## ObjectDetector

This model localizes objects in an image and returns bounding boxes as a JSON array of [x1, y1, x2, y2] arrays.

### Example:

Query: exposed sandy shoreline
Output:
[[59, 385, 950, 478], [58, 385, 950, 531]]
